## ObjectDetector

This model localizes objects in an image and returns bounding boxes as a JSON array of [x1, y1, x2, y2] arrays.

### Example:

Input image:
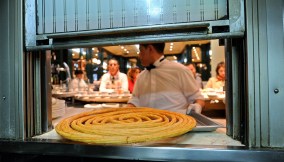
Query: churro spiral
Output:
[[55, 107, 196, 144]]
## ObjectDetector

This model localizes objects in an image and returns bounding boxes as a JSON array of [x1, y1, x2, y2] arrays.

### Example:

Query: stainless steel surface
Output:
[[25, 0, 36, 47], [190, 112, 224, 132], [45, 22, 210, 38], [36, 0, 227, 34], [0, 0, 25, 139], [27, 31, 244, 51], [0, 138, 284, 162], [1, 1, 284, 161], [265, 0, 284, 147], [246, 0, 284, 147]]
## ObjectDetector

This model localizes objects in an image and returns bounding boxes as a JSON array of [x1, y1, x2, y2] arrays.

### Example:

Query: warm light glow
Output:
[[92, 58, 97, 64], [192, 46, 200, 61], [209, 50, 212, 56], [72, 48, 80, 53], [103, 62, 107, 69], [135, 44, 139, 50], [92, 58, 101, 65]]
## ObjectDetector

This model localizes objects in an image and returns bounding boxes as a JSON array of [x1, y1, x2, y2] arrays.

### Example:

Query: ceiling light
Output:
[[209, 50, 212, 56]]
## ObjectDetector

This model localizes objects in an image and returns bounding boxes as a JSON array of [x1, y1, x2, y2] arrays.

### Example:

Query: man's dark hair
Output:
[[140, 43, 165, 53], [107, 58, 119, 65]]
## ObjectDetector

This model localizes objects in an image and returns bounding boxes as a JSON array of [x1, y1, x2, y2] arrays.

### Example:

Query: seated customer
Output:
[[127, 67, 141, 93], [69, 70, 88, 91], [205, 61, 225, 90], [186, 63, 203, 89], [99, 58, 128, 92]]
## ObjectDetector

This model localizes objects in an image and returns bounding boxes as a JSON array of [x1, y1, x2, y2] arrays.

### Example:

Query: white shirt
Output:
[[68, 78, 88, 91], [128, 57, 204, 114], [205, 77, 225, 90], [99, 72, 128, 92]]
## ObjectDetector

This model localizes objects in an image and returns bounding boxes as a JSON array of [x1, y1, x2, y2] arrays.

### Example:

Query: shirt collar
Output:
[[109, 71, 119, 78], [153, 56, 165, 67]]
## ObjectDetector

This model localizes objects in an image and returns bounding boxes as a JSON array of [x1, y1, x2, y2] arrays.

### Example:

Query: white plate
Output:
[[102, 103, 120, 108], [84, 104, 102, 109]]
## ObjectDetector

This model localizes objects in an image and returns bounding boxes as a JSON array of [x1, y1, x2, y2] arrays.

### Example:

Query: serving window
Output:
[[33, 37, 245, 147]]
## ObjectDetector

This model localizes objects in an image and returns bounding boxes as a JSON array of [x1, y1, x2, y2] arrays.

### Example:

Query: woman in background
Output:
[[127, 67, 141, 93], [205, 61, 225, 90]]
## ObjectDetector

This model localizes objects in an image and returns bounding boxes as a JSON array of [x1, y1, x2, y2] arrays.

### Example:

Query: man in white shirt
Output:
[[99, 58, 128, 93], [127, 43, 205, 114], [69, 70, 88, 91]]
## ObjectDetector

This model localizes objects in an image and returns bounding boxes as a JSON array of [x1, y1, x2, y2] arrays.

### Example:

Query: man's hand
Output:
[[186, 103, 202, 114]]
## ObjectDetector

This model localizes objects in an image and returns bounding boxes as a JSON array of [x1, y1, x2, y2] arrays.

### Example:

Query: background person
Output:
[[186, 63, 203, 89], [205, 61, 225, 90], [127, 67, 141, 93], [85, 59, 94, 83], [127, 43, 205, 114], [68, 70, 88, 91], [99, 58, 128, 92]]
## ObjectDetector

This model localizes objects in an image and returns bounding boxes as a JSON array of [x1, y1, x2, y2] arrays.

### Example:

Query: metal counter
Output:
[[0, 138, 284, 162], [0, 107, 283, 161]]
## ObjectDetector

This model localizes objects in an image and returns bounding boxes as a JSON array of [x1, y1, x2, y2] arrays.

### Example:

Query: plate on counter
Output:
[[84, 104, 102, 109], [189, 112, 224, 132], [102, 103, 120, 108]]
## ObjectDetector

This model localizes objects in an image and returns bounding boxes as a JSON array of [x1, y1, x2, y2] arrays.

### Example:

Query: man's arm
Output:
[[194, 99, 205, 108]]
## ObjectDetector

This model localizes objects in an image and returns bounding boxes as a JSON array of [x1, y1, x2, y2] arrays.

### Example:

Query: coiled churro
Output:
[[55, 107, 196, 144]]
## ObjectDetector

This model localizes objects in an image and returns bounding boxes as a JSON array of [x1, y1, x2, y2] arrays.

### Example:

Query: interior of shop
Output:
[[47, 39, 231, 146]]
